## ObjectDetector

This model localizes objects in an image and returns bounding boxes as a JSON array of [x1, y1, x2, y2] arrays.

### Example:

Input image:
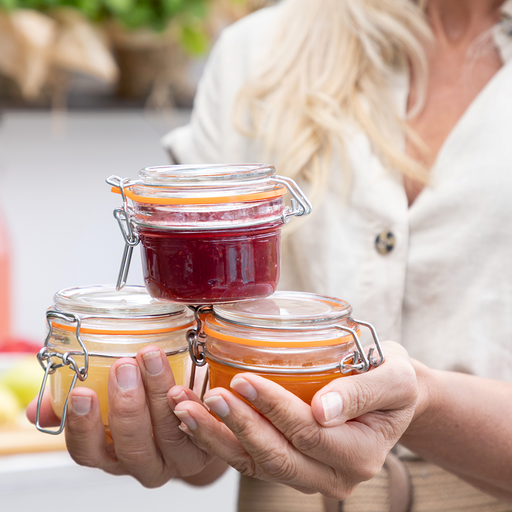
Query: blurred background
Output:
[[0, 1, 271, 509]]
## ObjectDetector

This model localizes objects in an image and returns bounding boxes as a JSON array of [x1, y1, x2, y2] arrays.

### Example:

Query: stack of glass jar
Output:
[[36, 164, 384, 435]]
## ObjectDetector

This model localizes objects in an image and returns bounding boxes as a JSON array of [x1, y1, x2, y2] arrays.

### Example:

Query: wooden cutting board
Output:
[[0, 427, 66, 456]]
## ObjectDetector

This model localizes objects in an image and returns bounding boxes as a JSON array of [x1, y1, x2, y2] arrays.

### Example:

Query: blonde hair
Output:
[[234, 0, 432, 199]]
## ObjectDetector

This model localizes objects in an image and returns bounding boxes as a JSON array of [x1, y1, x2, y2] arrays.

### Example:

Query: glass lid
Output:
[[53, 285, 185, 318], [125, 164, 285, 203], [212, 291, 352, 328], [139, 164, 276, 184]]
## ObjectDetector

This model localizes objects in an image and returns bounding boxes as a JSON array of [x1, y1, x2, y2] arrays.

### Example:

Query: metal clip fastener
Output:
[[272, 176, 313, 223], [187, 305, 213, 390], [338, 319, 385, 374], [107, 176, 140, 291], [351, 318, 385, 368], [36, 311, 89, 435]]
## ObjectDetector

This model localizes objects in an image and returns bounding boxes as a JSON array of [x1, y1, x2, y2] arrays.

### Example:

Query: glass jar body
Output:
[[205, 333, 356, 405], [48, 329, 189, 428]]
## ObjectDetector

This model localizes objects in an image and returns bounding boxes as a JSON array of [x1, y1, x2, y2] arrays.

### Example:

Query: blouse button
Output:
[[375, 231, 395, 255]]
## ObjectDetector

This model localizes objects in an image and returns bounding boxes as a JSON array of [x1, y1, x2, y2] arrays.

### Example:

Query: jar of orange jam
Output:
[[188, 292, 384, 405], [106, 164, 311, 303], [35, 285, 193, 435]]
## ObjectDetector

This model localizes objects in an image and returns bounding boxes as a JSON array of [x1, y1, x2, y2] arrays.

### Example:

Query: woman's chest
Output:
[[405, 44, 503, 205]]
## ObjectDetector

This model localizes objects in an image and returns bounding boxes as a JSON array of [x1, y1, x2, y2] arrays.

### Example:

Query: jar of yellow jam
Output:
[[36, 285, 193, 434], [189, 292, 384, 405]]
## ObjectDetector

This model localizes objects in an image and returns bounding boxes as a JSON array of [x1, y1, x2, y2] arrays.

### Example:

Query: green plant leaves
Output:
[[180, 21, 209, 55], [0, 0, 217, 55]]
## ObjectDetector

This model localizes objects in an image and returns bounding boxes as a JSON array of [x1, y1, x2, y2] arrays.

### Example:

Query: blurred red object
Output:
[[0, 208, 10, 344], [0, 337, 40, 353]]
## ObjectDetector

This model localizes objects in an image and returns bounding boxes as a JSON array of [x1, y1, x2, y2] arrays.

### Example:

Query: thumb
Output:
[[311, 341, 418, 426]]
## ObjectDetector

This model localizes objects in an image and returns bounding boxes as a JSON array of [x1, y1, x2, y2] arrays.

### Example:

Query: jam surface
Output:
[[138, 224, 281, 303]]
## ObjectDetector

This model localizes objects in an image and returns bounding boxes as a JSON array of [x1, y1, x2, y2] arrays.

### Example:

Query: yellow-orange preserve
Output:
[[38, 285, 192, 432], [201, 292, 379, 405]]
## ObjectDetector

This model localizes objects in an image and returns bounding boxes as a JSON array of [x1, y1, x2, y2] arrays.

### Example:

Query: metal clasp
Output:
[[186, 305, 213, 393], [36, 311, 89, 435], [107, 175, 140, 291], [272, 176, 313, 223], [337, 319, 385, 374]]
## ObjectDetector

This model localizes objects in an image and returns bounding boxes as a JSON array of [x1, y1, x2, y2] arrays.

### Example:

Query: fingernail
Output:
[[170, 390, 187, 404], [174, 410, 197, 430], [321, 392, 343, 422], [117, 364, 139, 391], [204, 396, 230, 418], [71, 396, 91, 416], [178, 424, 194, 436], [143, 351, 164, 376], [230, 378, 257, 401]]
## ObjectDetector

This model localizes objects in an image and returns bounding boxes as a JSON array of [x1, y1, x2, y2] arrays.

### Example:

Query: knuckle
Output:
[[257, 449, 297, 481], [288, 423, 322, 452], [68, 452, 99, 468], [330, 486, 351, 501], [349, 380, 375, 417], [229, 414, 262, 440], [256, 397, 288, 419], [356, 460, 381, 482], [319, 469, 351, 500], [232, 456, 257, 478], [111, 399, 145, 420], [146, 392, 173, 418], [138, 473, 168, 489], [115, 447, 154, 470]]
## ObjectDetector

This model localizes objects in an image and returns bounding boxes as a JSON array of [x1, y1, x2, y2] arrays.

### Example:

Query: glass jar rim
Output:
[[139, 164, 277, 184], [53, 285, 185, 318], [212, 291, 353, 327], [110, 164, 286, 206], [205, 292, 357, 347], [50, 285, 193, 336]]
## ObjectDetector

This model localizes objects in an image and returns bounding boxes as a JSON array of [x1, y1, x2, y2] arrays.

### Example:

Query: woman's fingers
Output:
[[311, 341, 418, 429], [136, 347, 182, 447], [220, 374, 368, 472], [26, 388, 60, 428], [228, 374, 326, 453], [176, 390, 336, 495], [108, 358, 167, 487], [174, 399, 248, 466], [65, 387, 125, 475]]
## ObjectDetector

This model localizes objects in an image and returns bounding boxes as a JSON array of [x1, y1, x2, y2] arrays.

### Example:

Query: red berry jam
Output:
[[138, 224, 281, 303]]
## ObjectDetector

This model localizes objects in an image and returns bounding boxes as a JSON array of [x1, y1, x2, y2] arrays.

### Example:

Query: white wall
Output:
[[0, 110, 238, 512]]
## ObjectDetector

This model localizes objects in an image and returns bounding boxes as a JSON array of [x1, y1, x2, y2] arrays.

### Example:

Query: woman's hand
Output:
[[26, 346, 225, 488], [172, 341, 418, 499]]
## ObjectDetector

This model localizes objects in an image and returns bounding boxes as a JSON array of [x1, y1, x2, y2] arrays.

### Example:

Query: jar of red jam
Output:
[[35, 285, 193, 435], [188, 292, 384, 404], [107, 164, 311, 304]]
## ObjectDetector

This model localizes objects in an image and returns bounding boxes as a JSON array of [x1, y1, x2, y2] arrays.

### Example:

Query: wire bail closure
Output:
[[36, 310, 89, 435], [107, 176, 140, 291], [272, 176, 312, 222], [338, 318, 385, 374]]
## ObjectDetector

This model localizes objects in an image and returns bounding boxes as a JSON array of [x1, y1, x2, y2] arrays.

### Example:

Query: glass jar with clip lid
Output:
[[187, 292, 385, 404], [35, 285, 193, 434], [106, 164, 312, 303]]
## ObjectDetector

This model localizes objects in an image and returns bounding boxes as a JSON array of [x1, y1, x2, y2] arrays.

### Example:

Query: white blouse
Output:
[[162, 3, 512, 380]]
